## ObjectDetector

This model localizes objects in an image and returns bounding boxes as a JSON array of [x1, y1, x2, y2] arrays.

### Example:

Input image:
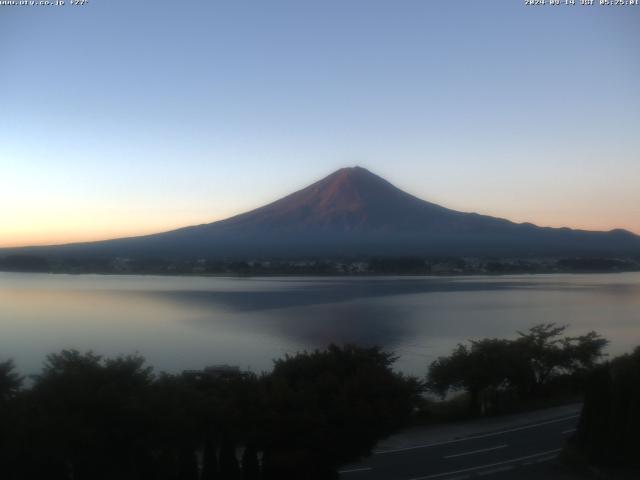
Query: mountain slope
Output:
[[4, 167, 640, 259], [212, 166, 513, 234]]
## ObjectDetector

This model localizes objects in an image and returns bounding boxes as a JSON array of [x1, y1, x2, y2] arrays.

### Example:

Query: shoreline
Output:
[[0, 269, 639, 278]]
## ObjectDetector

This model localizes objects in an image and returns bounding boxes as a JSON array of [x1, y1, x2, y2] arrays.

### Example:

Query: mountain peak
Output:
[[300, 166, 410, 216], [322, 166, 381, 184], [220, 166, 449, 235], [311, 166, 405, 202], [333, 165, 370, 175]]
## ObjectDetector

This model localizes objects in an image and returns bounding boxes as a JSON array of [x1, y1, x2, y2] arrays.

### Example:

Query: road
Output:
[[339, 405, 581, 480]]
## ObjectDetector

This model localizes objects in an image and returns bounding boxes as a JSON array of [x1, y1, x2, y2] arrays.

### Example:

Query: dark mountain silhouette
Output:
[[4, 166, 640, 259]]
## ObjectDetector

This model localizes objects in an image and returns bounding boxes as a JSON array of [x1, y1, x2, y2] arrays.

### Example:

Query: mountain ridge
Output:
[[3, 167, 639, 259]]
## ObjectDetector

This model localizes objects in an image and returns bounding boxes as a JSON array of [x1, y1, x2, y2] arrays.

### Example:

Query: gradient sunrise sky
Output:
[[1, 0, 639, 247]]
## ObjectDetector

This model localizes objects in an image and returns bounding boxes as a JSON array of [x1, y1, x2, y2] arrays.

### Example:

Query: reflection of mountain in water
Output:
[[151, 278, 534, 311], [147, 278, 537, 350], [262, 303, 413, 349], [3, 273, 639, 377]]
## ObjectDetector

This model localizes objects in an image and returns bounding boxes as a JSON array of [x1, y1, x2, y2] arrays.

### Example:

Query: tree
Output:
[[261, 345, 422, 479], [201, 439, 220, 480], [0, 360, 24, 480], [573, 346, 640, 468], [144, 373, 203, 480], [516, 323, 568, 389], [28, 350, 155, 480], [2, 346, 423, 479], [427, 339, 522, 414], [184, 367, 265, 480], [0, 360, 23, 402], [241, 443, 260, 480], [427, 324, 608, 415], [219, 435, 240, 480], [515, 324, 607, 395]]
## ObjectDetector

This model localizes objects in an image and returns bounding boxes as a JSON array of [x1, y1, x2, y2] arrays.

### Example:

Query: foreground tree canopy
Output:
[[572, 346, 640, 469], [0, 345, 421, 480], [427, 323, 608, 414]]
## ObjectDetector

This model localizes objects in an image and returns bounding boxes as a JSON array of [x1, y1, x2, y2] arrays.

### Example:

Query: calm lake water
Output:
[[1, 272, 639, 376]]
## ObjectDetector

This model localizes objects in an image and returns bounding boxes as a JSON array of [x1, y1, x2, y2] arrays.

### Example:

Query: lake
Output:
[[1, 272, 639, 377]]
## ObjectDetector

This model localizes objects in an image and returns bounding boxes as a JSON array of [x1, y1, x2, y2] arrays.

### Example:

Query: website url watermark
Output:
[[0, 0, 89, 6]]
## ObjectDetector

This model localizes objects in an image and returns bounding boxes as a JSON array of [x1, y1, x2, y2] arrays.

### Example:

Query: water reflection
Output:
[[149, 278, 538, 312], [143, 279, 539, 361], [0, 273, 638, 376]]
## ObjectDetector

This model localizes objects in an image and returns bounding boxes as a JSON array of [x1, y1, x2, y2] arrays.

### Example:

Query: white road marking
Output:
[[375, 414, 579, 454], [339, 467, 373, 474], [477, 465, 513, 476], [561, 428, 576, 434], [444, 444, 507, 459], [409, 448, 562, 480]]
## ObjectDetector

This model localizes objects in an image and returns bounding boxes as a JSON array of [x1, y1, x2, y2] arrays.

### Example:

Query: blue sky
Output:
[[1, 0, 639, 246]]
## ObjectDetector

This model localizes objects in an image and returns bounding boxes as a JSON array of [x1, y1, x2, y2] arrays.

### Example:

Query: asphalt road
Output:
[[339, 411, 580, 480]]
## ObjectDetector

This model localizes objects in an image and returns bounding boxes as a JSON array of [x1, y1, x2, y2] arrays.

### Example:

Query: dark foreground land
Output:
[[376, 324, 640, 480], [0, 326, 638, 480]]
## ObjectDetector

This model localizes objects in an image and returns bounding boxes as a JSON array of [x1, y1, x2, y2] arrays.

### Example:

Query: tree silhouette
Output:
[[241, 443, 260, 480], [219, 435, 240, 480], [1, 346, 422, 479], [28, 350, 155, 480], [428, 339, 521, 414], [0, 360, 23, 402], [428, 324, 608, 414], [0, 360, 24, 480], [261, 344, 422, 479], [202, 438, 220, 479], [574, 346, 640, 468]]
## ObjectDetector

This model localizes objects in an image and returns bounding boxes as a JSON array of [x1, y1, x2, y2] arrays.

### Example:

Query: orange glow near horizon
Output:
[[0, 212, 230, 248], [2, 164, 639, 249]]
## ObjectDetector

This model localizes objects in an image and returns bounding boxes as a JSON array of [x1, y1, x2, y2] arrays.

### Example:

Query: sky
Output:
[[1, 0, 639, 247]]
